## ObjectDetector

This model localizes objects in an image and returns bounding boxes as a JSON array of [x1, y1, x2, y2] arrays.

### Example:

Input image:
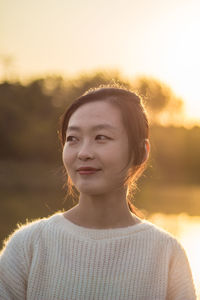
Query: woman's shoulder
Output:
[[142, 218, 186, 251], [1, 212, 61, 254]]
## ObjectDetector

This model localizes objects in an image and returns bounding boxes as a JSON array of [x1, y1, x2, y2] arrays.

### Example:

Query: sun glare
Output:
[[166, 18, 200, 121], [123, 3, 200, 125]]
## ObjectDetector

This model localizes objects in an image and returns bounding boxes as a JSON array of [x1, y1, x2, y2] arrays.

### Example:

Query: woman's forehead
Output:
[[68, 101, 124, 129]]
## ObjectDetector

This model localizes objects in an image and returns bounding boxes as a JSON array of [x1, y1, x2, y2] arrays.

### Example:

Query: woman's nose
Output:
[[77, 142, 95, 161]]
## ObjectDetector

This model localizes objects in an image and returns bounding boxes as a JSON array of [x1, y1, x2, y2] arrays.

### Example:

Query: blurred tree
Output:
[[43, 70, 131, 109], [0, 54, 15, 81], [0, 70, 199, 184], [0, 80, 61, 161], [150, 125, 200, 183], [133, 77, 184, 125]]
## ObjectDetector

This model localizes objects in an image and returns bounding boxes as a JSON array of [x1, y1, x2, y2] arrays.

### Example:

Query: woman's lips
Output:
[[77, 167, 101, 175]]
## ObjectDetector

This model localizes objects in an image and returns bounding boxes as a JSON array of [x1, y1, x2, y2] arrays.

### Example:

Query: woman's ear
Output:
[[143, 139, 150, 162]]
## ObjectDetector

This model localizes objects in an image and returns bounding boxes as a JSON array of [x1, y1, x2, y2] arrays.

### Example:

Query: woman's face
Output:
[[62, 100, 132, 196]]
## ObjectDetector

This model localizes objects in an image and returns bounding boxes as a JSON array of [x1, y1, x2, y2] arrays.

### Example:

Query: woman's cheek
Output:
[[62, 146, 71, 170]]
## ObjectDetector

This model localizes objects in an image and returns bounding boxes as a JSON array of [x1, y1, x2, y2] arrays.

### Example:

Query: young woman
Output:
[[0, 87, 196, 299]]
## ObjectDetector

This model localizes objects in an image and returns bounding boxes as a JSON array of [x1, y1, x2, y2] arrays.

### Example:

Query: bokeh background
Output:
[[1, 0, 200, 297]]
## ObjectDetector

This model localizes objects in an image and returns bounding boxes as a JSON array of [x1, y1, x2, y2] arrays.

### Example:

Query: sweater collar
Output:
[[50, 212, 150, 240]]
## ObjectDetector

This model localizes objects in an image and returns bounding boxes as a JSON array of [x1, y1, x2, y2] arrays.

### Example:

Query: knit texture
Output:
[[0, 212, 197, 300]]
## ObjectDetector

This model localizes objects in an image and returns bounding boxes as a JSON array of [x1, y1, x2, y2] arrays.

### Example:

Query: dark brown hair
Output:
[[59, 86, 149, 217]]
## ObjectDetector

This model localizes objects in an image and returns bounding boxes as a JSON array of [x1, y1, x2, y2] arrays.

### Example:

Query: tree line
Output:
[[0, 71, 199, 184]]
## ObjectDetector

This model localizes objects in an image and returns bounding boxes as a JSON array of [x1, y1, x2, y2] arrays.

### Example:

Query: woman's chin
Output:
[[74, 177, 125, 196], [76, 182, 108, 196]]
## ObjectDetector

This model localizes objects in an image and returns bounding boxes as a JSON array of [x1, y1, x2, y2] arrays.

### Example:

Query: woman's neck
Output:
[[63, 192, 140, 229]]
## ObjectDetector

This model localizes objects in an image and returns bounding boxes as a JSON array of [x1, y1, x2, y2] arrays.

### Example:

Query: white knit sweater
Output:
[[0, 212, 196, 300]]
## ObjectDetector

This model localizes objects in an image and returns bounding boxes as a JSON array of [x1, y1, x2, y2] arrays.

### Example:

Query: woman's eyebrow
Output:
[[67, 124, 117, 132]]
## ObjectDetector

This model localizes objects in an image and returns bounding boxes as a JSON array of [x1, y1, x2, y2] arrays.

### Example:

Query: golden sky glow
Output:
[[1, 0, 200, 124]]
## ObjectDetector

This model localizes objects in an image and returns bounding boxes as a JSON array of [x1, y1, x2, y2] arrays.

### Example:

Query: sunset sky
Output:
[[1, 0, 200, 124]]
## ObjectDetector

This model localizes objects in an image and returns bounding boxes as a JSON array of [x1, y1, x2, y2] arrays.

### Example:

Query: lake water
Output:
[[148, 213, 200, 299]]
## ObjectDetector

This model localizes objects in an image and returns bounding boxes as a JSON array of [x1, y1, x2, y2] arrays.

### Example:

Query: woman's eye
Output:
[[66, 136, 78, 142], [95, 135, 109, 140]]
